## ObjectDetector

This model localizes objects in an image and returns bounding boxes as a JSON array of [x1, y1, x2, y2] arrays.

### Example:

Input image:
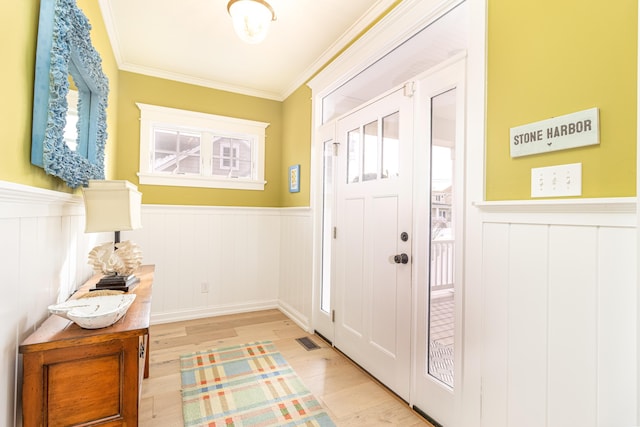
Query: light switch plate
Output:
[[531, 163, 582, 198]]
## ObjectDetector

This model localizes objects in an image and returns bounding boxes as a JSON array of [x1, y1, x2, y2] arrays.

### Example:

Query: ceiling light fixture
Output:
[[227, 0, 276, 44]]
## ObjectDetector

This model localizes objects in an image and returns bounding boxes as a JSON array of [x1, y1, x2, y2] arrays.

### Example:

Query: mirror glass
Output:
[[31, 0, 109, 188], [64, 88, 79, 152]]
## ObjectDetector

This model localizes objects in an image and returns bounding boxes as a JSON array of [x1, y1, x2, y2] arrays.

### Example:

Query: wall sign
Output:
[[510, 108, 599, 158]]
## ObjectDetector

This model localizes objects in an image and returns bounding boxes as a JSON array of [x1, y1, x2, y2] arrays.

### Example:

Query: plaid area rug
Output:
[[180, 341, 336, 427]]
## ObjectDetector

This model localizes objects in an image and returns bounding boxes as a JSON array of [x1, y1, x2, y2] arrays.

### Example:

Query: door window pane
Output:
[[382, 112, 399, 179], [347, 128, 361, 183], [363, 120, 378, 181]]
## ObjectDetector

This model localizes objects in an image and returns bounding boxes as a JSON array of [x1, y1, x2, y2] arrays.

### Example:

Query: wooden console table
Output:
[[19, 265, 154, 427]]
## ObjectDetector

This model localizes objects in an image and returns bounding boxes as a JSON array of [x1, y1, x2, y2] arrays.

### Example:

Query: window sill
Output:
[[137, 173, 266, 191]]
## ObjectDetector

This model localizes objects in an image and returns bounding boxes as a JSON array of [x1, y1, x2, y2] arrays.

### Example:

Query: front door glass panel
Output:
[[427, 88, 457, 388], [382, 112, 399, 179], [321, 140, 334, 313]]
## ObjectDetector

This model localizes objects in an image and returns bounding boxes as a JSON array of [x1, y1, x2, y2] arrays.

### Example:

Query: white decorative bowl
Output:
[[48, 294, 137, 329]]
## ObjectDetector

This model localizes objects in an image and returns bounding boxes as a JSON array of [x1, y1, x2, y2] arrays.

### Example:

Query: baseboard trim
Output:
[[278, 300, 311, 332], [150, 300, 279, 325]]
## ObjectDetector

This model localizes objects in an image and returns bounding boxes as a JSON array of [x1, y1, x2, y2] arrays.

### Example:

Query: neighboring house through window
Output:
[[137, 103, 269, 190]]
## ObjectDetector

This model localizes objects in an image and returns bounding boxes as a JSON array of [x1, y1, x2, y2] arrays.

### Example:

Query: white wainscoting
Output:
[[476, 198, 637, 427], [131, 205, 313, 329], [0, 181, 314, 426], [278, 208, 313, 329], [0, 181, 102, 427]]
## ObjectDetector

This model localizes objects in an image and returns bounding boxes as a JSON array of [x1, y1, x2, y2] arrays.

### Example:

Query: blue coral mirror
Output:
[[31, 0, 109, 188]]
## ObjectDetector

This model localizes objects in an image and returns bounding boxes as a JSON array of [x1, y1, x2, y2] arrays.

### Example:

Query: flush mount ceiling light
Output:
[[227, 0, 276, 44]]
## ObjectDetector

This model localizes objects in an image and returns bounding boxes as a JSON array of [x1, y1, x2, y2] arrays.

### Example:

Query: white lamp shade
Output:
[[82, 180, 142, 233], [228, 0, 275, 44]]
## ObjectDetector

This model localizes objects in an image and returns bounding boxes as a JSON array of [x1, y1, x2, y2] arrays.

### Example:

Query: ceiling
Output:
[[98, 0, 397, 101]]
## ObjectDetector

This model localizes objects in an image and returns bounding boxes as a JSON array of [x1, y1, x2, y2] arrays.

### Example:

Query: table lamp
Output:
[[82, 180, 143, 291]]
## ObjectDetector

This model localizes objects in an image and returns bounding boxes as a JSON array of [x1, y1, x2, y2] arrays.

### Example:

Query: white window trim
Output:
[[136, 103, 269, 191]]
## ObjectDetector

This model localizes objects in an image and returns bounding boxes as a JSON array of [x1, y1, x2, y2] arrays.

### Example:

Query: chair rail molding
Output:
[[473, 197, 636, 227], [0, 180, 84, 219]]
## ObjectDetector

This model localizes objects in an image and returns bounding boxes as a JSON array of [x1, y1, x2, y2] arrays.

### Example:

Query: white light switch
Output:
[[531, 163, 582, 198]]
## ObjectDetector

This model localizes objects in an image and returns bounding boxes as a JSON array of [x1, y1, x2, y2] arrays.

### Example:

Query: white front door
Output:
[[333, 88, 414, 400]]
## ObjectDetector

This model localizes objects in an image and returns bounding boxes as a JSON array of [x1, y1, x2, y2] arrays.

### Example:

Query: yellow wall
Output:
[[281, 85, 312, 206], [116, 72, 284, 207], [0, 0, 303, 207], [0, 0, 119, 192], [6, 2, 637, 203], [486, 0, 637, 200]]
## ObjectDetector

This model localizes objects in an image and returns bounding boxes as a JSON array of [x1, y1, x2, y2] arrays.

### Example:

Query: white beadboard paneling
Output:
[[0, 181, 96, 427], [134, 205, 297, 326], [126, 211, 167, 311], [206, 213, 223, 305], [481, 222, 509, 427], [254, 215, 281, 301], [278, 209, 313, 330], [478, 198, 637, 427], [547, 226, 598, 427], [190, 213, 213, 309], [597, 227, 637, 426], [0, 219, 20, 427], [507, 224, 548, 427], [18, 218, 44, 338], [172, 214, 188, 306]]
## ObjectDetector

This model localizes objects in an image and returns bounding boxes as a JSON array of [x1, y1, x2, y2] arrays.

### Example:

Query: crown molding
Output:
[[280, 0, 398, 100], [119, 62, 284, 101]]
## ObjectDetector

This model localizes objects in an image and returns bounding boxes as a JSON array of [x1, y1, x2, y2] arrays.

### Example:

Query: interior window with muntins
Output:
[[137, 103, 268, 190], [152, 128, 201, 174], [213, 137, 252, 178]]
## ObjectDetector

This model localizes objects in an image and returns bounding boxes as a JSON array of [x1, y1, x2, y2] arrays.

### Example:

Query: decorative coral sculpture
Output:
[[88, 240, 143, 276]]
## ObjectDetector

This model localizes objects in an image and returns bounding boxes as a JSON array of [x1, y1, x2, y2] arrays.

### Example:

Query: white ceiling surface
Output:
[[99, 0, 395, 101]]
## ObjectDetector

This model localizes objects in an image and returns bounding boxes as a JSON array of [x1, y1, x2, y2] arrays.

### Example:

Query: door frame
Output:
[[308, 1, 487, 425]]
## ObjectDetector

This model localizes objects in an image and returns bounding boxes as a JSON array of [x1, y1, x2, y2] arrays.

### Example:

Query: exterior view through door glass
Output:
[[428, 88, 456, 388]]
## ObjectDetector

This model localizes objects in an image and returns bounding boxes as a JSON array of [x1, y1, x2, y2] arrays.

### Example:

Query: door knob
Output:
[[394, 253, 409, 264]]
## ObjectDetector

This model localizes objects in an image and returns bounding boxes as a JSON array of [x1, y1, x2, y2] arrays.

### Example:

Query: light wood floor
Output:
[[139, 309, 431, 426]]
